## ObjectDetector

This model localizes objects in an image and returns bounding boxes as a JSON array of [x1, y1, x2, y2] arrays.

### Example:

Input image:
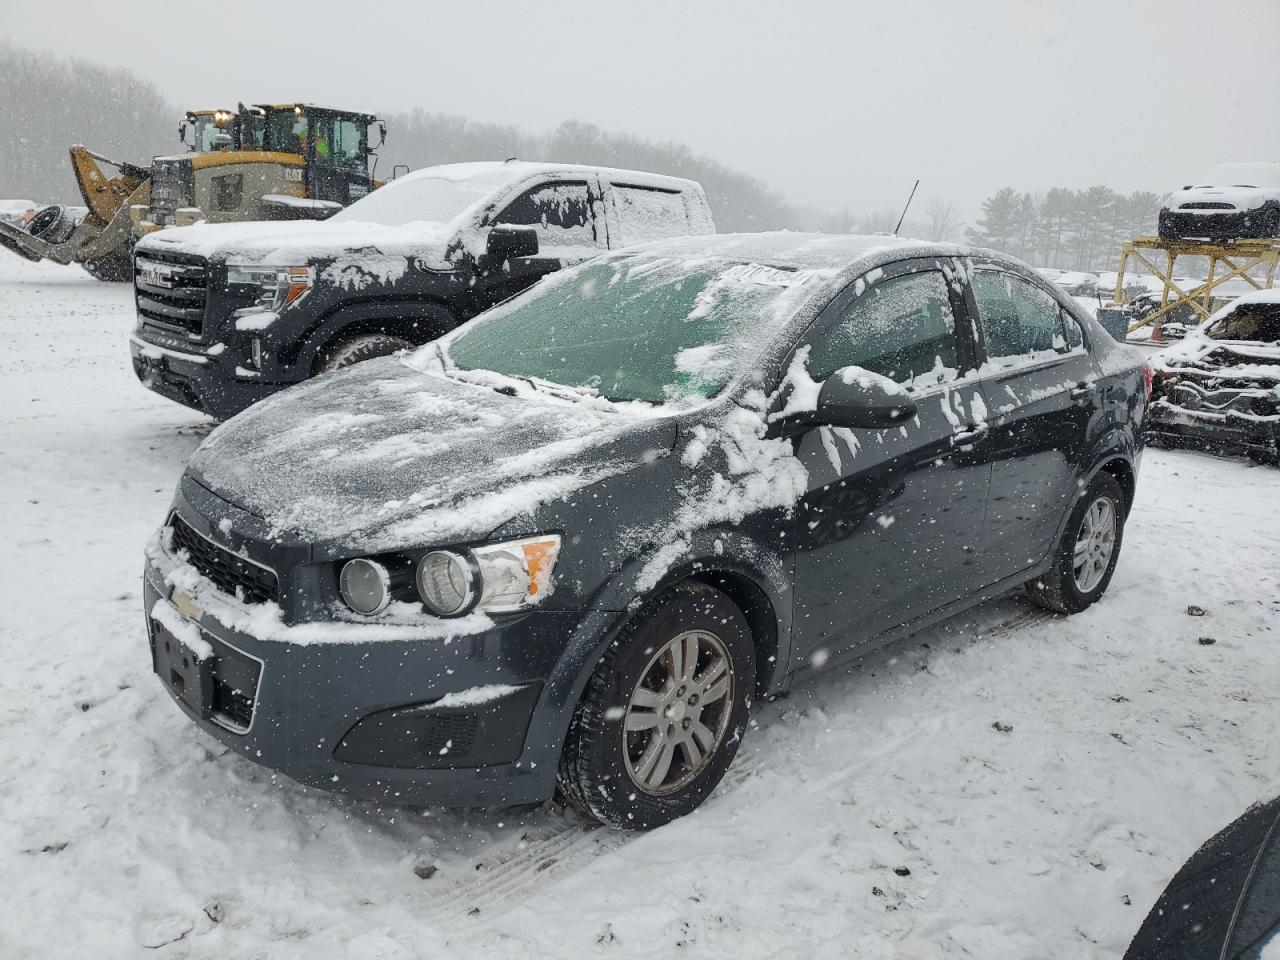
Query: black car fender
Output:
[[287, 299, 460, 370], [545, 541, 796, 724]]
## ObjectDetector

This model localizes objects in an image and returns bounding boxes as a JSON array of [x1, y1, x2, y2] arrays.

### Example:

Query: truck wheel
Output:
[[557, 581, 754, 830], [316, 333, 414, 374], [1026, 473, 1127, 615]]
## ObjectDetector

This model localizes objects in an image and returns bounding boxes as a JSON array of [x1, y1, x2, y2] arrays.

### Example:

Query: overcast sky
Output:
[[7, 0, 1279, 219]]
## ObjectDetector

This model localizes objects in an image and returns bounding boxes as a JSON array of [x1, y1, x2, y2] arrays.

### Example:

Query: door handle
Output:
[[1070, 383, 1094, 401], [952, 422, 988, 445]]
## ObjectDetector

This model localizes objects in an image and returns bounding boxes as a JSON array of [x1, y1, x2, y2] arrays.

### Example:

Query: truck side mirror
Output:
[[485, 226, 539, 262]]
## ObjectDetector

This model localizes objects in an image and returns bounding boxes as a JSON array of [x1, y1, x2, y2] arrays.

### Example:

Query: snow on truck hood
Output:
[[187, 355, 671, 552], [136, 218, 460, 274]]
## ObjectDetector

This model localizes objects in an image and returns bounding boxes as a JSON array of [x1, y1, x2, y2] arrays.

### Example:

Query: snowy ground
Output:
[[1, 255, 1278, 960]]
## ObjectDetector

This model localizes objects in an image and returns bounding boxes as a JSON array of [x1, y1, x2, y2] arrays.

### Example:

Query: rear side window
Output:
[[610, 185, 691, 246], [971, 270, 1080, 367], [495, 181, 600, 251], [808, 270, 961, 391]]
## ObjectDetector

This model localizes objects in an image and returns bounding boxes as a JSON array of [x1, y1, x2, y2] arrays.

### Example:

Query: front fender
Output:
[[288, 298, 460, 369]]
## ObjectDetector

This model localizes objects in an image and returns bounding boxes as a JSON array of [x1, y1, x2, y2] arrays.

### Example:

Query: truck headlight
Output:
[[339, 558, 393, 615], [226, 264, 312, 311]]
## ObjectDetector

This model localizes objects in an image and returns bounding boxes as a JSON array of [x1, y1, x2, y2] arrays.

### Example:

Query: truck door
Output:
[[471, 179, 609, 313]]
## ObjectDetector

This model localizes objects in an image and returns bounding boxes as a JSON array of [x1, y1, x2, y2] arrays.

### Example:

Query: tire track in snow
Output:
[[425, 605, 1055, 930]]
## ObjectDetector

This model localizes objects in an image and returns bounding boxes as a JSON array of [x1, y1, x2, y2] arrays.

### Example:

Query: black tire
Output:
[[27, 205, 78, 244], [558, 581, 754, 830], [316, 333, 413, 374], [1026, 473, 1127, 615]]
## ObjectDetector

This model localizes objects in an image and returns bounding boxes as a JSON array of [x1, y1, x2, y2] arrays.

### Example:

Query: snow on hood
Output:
[[136, 218, 460, 274], [187, 355, 670, 552], [1158, 290, 1280, 378], [1165, 184, 1278, 212]]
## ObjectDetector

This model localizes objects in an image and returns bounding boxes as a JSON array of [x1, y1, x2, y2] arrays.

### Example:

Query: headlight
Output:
[[226, 264, 312, 311], [337, 534, 563, 619], [339, 558, 392, 615], [416, 550, 478, 617]]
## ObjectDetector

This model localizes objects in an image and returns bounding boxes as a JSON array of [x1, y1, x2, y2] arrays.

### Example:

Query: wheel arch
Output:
[[287, 299, 459, 370]]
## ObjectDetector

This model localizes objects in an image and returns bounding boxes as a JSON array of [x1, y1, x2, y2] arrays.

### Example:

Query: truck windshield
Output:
[[447, 255, 820, 404], [329, 174, 499, 227]]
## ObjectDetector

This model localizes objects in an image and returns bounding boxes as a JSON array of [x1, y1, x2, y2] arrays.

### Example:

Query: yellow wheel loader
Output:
[[0, 103, 386, 281]]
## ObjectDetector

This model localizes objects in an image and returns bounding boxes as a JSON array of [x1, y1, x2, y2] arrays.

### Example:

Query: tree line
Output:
[[0, 44, 800, 233], [964, 186, 1162, 272]]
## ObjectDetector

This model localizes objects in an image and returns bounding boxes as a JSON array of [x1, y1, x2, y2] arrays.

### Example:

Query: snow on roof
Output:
[[389, 160, 703, 193], [622, 231, 956, 272]]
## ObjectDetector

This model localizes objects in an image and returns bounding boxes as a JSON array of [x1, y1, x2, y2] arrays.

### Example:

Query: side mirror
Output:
[[376, 122, 387, 148], [816, 366, 917, 429], [486, 226, 539, 262], [178, 123, 188, 146]]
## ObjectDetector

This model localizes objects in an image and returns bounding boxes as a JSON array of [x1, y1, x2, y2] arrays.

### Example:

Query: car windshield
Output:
[[1198, 162, 1280, 188], [1209, 303, 1280, 342], [329, 173, 504, 227], [447, 255, 821, 404]]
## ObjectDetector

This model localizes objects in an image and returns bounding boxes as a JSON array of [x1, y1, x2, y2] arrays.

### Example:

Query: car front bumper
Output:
[[142, 546, 610, 807], [1158, 207, 1278, 241], [129, 335, 283, 420], [1148, 396, 1280, 457]]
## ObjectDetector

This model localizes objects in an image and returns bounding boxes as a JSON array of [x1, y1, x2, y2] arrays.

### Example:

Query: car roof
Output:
[[395, 160, 704, 194], [608, 231, 982, 273]]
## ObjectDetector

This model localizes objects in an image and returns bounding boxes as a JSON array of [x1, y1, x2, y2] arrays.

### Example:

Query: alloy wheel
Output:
[[622, 629, 734, 795], [1073, 495, 1116, 593]]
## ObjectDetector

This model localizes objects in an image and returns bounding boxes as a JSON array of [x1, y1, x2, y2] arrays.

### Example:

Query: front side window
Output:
[[972, 270, 1076, 367], [807, 270, 961, 391], [495, 181, 599, 251], [448, 256, 822, 404]]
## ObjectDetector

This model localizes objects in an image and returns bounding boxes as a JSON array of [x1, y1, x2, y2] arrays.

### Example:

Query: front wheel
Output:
[[558, 582, 754, 829], [1026, 473, 1127, 614], [316, 333, 414, 374]]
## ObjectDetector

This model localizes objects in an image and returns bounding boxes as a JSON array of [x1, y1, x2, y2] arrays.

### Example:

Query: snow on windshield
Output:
[[329, 173, 504, 227], [444, 253, 833, 405]]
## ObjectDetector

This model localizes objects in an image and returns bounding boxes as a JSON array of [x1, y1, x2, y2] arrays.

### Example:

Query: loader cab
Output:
[[256, 104, 383, 206], [180, 110, 238, 152]]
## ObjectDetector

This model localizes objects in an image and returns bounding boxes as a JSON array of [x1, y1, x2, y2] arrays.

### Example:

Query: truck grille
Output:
[[169, 514, 280, 605], [135, 250, 208, 338]]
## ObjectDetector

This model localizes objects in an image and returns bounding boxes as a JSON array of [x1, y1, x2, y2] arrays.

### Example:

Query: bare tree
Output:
[[924, 198, 962, 242]]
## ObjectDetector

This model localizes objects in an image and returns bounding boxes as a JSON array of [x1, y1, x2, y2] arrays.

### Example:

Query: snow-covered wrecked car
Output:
[[1149, 290, 1280, 464], [129, 161, 714, 419], [1159, 162, 1280, 241], [143, 233, 1149, 828]]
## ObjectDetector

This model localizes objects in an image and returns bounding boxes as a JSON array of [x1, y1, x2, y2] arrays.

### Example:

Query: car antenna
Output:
[[504, 156, 519, 163], [894, 179, 920, 235]]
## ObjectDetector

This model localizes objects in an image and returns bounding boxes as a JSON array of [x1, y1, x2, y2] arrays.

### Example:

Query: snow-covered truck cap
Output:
[[181, 230, 986, 553], [134, 160, 710, 270]]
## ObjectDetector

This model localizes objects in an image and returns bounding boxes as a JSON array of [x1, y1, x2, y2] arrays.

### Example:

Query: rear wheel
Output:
[[558, 582, 754, 829], [1026, 473, 1127, 614], [316, 333, 413, 374]]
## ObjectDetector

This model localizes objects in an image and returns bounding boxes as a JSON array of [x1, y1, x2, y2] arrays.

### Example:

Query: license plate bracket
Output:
[[151, 618, 214, 719]]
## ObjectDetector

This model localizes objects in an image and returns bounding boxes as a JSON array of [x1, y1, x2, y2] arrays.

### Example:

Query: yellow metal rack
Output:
[[1114, 236, 1280, 336]]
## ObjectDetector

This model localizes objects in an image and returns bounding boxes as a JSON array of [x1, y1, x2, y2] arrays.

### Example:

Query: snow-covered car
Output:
[[1049, 271, 1099, 297], [1158, 162, 1280, 241], [0, 199, 38, 228], [1149, 289, 1280, 463], [143, 233, 1149, 829], [129, 161, 715, 420]]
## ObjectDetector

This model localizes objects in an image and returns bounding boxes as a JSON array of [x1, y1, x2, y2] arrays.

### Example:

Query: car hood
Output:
[[186, 354, 675, 552], [1165, 185, 1277, 211], [136, 218, 462, 272]]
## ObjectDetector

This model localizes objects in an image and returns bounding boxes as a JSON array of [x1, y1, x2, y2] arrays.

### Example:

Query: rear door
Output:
[[602, 182, 699, 248], [963, 263, 1101, 584], [787, 257, 991, 670], [472, 178, 608, 313]]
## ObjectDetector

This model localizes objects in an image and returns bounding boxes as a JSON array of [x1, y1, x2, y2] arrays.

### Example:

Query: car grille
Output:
[[169, 514, 279, 605], [135, 250, 208, 338], [1179, 202, 1235, 210]]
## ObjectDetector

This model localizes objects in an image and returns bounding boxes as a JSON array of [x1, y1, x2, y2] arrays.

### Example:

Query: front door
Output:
[[471, 179, 607, 313], [964, 266, 1102, 583], [787, 258, 991, 671]]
